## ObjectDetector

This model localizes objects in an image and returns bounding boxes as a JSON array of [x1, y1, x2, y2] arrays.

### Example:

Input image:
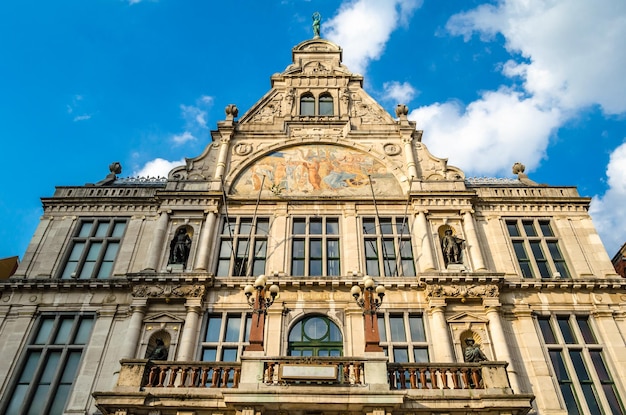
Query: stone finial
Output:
[[225, 104, 239, 120], [395, 104, 409, 118], [93, 162, 122, 186], [512, 162, 541, 186], [512, 162, 525, 175]]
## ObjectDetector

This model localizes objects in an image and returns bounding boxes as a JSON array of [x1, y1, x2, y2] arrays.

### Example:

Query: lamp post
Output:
[[351, 276, 385, 352], [244, 275, 279, 352]]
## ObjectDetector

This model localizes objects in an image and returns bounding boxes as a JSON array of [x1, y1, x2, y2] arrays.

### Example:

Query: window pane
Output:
[[378, 315, 387, 341], [413, 348, 429, 363], [74, 318, 94, 345], [304, 317, 326, 340], [293, 239, 305, 257], [60, 351, 82, 383], [54, 318, 74, 344], [49, 384, 71, 415], [530, 241, 550, 278], [239, 219, 252, 235], [95, 222, 109, 237], [319, 95, 333, 115], [244, 315, 251, 341], [506, 221, 520, 237], [523, 221, 537, 236], [570, 351, 602, 414], [6, 384, 28, 415], [289, 321, 303, 341], [293, 219, 306, 234], [557, 317, 576, 344], [310, 259, 322, 275], [202, 348, 217, 361], [363, 219, 376, 234], [310, 219, 322, 234], [539, 221, 554, 237], [292, 259, 305, 276], [222, 348, 238, 362], [328, 259, 340, 276], [300, 95, 315, 116], [327, 240, 339, 257], [389, 316, 406, 341], [35, 318, 55, 344], [380, 219, 393, 235], [393, 347, 409, 363], [224, 316, 241, 342], [256, 219, 270, 235], [205, 315, 222, 342], [576, 317, 597, 344], [27, 385, 51, 415], [111, 222, 126, 237], [40, 351, 62, 383], [538, 317, 557, 344], [326, 219, 339, 234], [409, 315, 426, 342], [310, 240, 322, 257], [78, 222, 93, 237]]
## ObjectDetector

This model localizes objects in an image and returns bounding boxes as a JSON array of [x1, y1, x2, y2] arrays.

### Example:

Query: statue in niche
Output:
[[146, 338, 169, 360], [312, 12, 321, 38], [168, 228, 192, 267], [441, 229, 464, 265], [464, 338, 488, 362]]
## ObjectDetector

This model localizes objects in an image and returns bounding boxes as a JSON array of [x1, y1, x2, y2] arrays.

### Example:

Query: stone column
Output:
[[194, 209, 217, 271], [462, 210, 486, 271], [485, 303, 520, 393], [415, 211, 436, 271], [120, 300, 147, 359], [177, 299, 202, 361], [403, 137, 418, 180], [428, 299, 454, 362], [144, 210, 169, 271]]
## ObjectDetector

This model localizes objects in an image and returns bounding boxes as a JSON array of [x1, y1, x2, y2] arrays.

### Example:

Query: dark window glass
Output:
[[557, 317, 576, 344], [319, 94, 333, 115], [300, 95, 315, 116], [576, 317, 597, 344], [538, 317, 557, 344]]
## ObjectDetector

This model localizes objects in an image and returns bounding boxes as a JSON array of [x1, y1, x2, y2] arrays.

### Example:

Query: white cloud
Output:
[[73, 114, 92, 122], [589, 142, 626, 254], [324, 0, 422, 75], [382, 81, 417, 104], [133, 158, 185, 178], [172, 131, 196, 145], [409, 88, 562, 175], [446, 0, 626, 115]]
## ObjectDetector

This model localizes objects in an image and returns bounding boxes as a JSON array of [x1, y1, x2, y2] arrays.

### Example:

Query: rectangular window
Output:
[[506, 219, 570, 279], [3, 314, 94, 415], [291, 217, 340, 276], [200, 312, 251, 362], [59, 218, 127, 279], [379, 313, 429, 363], [538, 314, 625, 414], [216, 217, 269, 277], [363, 217, 415, 277]]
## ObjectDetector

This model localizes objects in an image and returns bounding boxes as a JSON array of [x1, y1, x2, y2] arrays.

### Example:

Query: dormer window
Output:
[[300, 94, 315, 116], [319, 94, 334, 115]]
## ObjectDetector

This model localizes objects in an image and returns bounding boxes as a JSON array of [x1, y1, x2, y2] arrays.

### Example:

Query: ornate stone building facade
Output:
[[1, 37, 625, 415]]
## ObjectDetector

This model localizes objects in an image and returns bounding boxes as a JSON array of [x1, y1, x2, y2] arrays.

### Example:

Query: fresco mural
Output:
[[231, 144, 403, 197]]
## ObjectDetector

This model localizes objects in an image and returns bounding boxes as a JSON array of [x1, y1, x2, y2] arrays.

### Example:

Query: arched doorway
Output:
[[288, 315, 343, 357]]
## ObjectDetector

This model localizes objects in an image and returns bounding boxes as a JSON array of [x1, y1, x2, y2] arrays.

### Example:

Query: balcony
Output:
[[94, 358, 533, 415]]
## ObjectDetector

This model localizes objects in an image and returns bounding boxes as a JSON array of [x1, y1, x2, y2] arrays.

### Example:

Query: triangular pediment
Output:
[[447, 312, 489, 324], [144, 312, 185, 324]]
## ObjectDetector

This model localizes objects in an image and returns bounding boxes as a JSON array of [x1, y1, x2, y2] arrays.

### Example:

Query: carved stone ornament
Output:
[[234, 143, 253, 156], [425, 284, 499, 300], [132, 284, 206, 299], [383, 143, 401, 156]]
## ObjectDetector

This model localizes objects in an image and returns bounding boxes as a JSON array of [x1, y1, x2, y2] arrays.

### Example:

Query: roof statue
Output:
[[312, 12, 321, 38]]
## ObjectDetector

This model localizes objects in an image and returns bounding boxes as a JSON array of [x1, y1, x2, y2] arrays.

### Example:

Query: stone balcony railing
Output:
[[116, 359, 241, 390], [387, 362, 510, 390], [115, 358, 512, 392]]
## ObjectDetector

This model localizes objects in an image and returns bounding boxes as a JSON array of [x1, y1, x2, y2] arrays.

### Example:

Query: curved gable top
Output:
[[231, 144, 403, 197]]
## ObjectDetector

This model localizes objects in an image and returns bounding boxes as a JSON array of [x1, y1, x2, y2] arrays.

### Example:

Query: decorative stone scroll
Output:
[[132, 284, 206, 299], [426, 284, 499, 300]]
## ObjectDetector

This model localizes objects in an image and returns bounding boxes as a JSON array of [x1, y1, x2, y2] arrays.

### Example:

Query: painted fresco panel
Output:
[[232, 145, 402, 197]]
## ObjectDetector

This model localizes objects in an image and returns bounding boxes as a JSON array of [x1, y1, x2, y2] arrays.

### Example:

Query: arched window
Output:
[[319, 93, 334, 116], [300, 94, 315, 116], [288, 315, 343, 356]]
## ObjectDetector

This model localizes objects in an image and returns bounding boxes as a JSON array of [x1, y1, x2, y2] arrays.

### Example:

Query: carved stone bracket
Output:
[[132, 284, 207, 300], [426, 283, 499, 301]]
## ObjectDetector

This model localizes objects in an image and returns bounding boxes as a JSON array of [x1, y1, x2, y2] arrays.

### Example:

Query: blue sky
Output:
[[1, 0, 626, 260]]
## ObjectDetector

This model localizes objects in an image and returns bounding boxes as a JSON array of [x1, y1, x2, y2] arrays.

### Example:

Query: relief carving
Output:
[[426, 284, 499, 300], [132, 284, 206, 299]]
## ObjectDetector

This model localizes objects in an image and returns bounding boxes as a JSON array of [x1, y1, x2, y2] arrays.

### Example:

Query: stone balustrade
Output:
[[261, 357, 366, 386], [387, 361, 512, 391]]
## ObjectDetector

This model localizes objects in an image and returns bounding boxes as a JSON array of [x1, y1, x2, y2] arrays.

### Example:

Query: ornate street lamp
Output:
[[351, 276, 385, 352], [243, 275, 279, 352]]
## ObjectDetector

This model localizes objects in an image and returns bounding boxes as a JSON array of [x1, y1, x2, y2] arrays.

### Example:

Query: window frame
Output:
[[537, 314, 625, 414], [318, 93, 334, 116], [215, 216, 270, 277], [58, 218, 127, 279], [290, 216, 340, 277], [199, 311, 252, 363], [378, 312, 429, 363], [287, 315, 343, 357], [1, 313, 95, 415], [362, 216, 416, 277], [299, 93, 315, 116], [505, 218, 571, 279]]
